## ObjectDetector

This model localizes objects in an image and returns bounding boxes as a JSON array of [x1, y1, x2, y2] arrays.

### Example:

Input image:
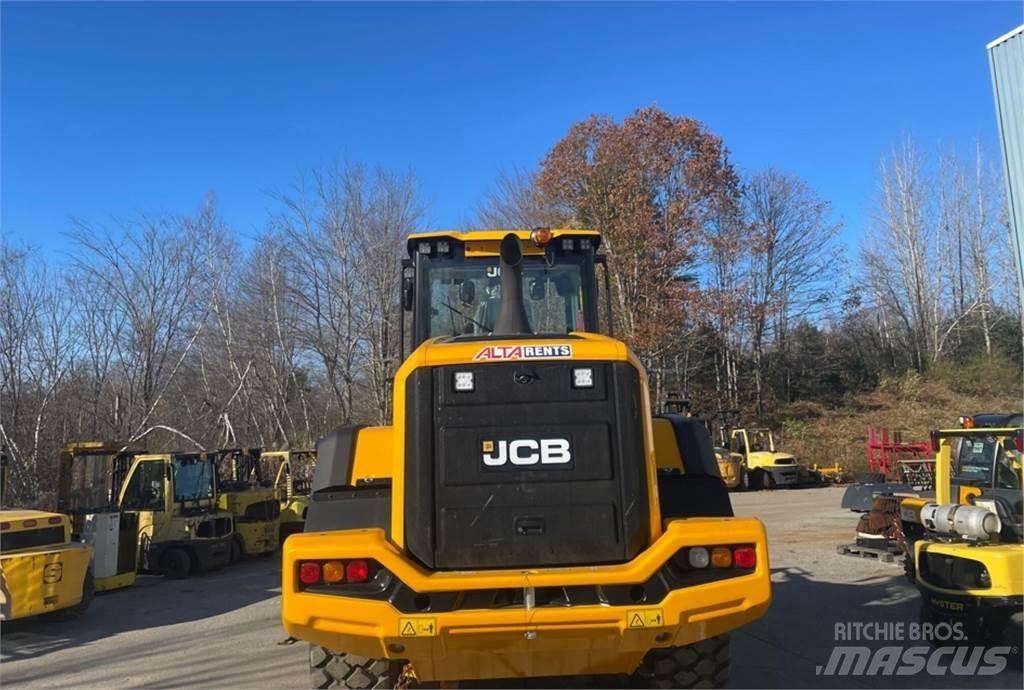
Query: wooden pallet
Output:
[[836, 542, 903, 564]]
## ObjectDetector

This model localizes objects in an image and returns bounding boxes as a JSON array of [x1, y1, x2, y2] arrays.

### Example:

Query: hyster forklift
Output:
[[59, 447, 235, 579], [282, 229, 771, 688], [727, 427, 799, 489], [1, 450, 94, 620], [214, 448, 280, 560], [899, 418, 1022, 648], [57, 442, 143, 591], [258, 449, 316, 541]]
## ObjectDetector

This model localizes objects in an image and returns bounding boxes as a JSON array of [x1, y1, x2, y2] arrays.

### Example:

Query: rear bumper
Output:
[[282, 518, 771, 681], [235, 521, 279, 556], [764, 467, 799, 486], [0, 544, 92, 620]]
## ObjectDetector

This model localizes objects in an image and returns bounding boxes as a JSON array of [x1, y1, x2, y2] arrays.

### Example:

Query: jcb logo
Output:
[[482, 438, 572, 468]]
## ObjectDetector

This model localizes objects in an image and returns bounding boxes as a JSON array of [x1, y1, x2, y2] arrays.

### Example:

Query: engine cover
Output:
[[403, 360, 649, 569]]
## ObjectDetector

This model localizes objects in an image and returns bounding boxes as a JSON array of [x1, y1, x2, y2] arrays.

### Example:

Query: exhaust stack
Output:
[[493, 233, 532, 335]]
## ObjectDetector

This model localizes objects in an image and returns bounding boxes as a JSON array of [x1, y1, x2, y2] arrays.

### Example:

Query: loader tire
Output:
[[310, 645, 407, 689], [635, 635, 730, 689]]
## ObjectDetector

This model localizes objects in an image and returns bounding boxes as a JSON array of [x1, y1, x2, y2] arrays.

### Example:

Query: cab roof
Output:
[[406, 228, 601, 257]]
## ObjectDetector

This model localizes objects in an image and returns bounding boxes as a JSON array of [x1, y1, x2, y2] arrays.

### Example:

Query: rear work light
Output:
[[572, 367, 594, 389]]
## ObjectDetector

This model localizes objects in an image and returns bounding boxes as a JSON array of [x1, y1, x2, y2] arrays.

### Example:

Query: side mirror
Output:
[[459, 280, 476, 305], [402, 275, 414, 311], [529, 278, 546, 301]]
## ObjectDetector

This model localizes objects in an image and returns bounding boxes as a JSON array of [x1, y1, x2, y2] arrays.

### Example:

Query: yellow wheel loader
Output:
[[214, 448, 281, 561], [1, 450, 94, 620], [257, 448, 316, 541], [59, 446, 235, 580], [282, 229, 771, 688], [899, 419, 1022, 649]]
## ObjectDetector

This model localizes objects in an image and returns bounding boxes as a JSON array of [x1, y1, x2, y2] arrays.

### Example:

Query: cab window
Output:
[[121, 461, 165, 511]]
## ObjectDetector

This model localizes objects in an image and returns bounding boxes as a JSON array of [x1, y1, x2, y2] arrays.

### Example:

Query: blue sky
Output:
[[2, 1, 1021, 255]]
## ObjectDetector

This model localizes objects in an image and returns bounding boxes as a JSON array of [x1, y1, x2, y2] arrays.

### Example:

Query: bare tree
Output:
[[742, 168, 843, 411], [353, 168, 425, 423], [476, 167, 566, 229], [0, 243, 78, 503], [68, 211, 210, 445]]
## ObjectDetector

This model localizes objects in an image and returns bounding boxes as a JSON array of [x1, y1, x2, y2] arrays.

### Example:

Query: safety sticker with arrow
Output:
[[626, 609, 664, 628], [399, 618, 437, 637]]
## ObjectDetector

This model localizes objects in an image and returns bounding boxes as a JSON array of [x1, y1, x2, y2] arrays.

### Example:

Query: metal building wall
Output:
[[988, 25, 1024, 301]]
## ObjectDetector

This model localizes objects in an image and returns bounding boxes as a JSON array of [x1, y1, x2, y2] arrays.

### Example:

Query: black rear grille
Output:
[[1, 526, 65, 552], [242, 499, 281, 522], [404, 360, 649, 570]]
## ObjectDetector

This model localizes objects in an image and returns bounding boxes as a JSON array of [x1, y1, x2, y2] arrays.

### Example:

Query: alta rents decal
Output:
[[473, 344, 573, 361], [481, 438, 573, 468]]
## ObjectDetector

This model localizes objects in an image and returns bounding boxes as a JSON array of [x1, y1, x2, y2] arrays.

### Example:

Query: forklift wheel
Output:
[[763, 472, 776, 490], [635, 635, 730, 689], [309, 645, 412, 689], [230, 538, 242, 564], [160, 548, 192, 579], [739, 469, 750, 491]]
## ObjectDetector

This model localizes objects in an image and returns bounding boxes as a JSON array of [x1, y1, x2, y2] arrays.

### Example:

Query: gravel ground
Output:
[[2, 486, 1020, 689]]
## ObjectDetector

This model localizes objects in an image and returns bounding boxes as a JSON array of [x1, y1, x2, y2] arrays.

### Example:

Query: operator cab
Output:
[[404, 229, 608, 350]]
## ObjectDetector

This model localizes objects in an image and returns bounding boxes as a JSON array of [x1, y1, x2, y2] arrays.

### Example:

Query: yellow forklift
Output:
[[213, 448, 280, 560], [282, 229, 771, 688], [900, 417, 1022, 647], [58, 447, 235, 579], [727, 427, 799, 489], [256, 448, 316, 541], [1, 449, 94, 620]]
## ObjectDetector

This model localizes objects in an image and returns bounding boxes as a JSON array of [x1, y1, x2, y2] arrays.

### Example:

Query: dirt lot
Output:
[[2, 487, 1020, 689]]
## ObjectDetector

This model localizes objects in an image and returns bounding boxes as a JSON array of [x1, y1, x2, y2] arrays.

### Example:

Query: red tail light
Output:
[[48, 516, 63, 525], [298, 561, 321, 585], [23, 519, 37, 528], [346, 559, 370, 583], [733, 546, 756, 569], [0, 522, 9, 531], [1015, 434, 1023, 453]]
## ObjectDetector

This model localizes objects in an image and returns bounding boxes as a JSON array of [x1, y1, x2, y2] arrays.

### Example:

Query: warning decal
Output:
[[626, 609, 664, 628], [399, 618, 437, 637]]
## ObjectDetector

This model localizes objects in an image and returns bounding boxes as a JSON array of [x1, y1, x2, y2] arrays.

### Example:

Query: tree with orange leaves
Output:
[[534, 106, 740, 396]]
